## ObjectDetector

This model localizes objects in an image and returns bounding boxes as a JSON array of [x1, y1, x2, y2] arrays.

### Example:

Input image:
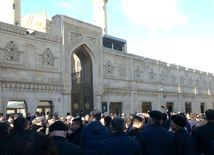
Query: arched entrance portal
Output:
[[71, 46, 93, 115]]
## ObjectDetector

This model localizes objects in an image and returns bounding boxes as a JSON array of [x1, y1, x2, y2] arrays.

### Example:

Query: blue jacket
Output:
[[80, 120, 110, 155], [136, 123, 174, 155], [98, 132, 142, 155]]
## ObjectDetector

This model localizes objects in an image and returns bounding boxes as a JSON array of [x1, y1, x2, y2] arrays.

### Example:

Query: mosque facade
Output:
[[0, 0, 213, 117]]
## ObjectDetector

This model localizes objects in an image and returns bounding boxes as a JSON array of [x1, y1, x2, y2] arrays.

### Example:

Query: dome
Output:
[[21, 10, 51, 33]]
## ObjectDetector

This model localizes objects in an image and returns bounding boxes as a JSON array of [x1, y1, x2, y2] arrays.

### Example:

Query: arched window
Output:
[[42, 48, 55, 67], [4, 41, 19, 62], [7, 101, 27, 118]]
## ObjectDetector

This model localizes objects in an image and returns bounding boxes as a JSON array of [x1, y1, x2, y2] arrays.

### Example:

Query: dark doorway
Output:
[[37, 101, 53, 116], [71, 46, 93, 116], [200, 103, 205, 114], [166, 102, 173, 112], [142, 102, 152, 113], [109, 103, 122, 115], [185, 102, 192, 113]]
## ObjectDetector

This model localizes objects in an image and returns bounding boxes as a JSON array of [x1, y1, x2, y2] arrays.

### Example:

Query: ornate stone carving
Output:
[[189, 76, 193, 86], [149, 68, 155, 80], [160, 70, 165, 81], [180, 74, 185, 84], [196, 77, 200, 86], [118, 63, 126, 75], [0, 25, 26, 35], [70, 32, 82, 41], [34, 34, 62, 43], [1, 83, 63, 92], [4, 41, 19, 62], [87, 36, 96, 44], [171, 72, 176, 82], [104, 89, 130, 95], [105, 60, 113, 74], [134, 65, 141, 78], [42, 48, 55, 67]]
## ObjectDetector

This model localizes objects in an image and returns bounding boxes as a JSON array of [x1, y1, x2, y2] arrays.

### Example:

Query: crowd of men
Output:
[[0, 107, 214, 155]]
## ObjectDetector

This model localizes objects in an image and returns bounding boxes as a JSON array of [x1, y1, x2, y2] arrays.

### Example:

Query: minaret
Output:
[[0, 0, 21, 26], [91, 0, 108, 34]]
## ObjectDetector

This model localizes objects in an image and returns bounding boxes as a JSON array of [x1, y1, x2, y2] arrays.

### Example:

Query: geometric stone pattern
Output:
[[70, 32, 82, 41], [42, 48, 55, 67], [105, 60, 113, 74], [4, 41, 19, 62]]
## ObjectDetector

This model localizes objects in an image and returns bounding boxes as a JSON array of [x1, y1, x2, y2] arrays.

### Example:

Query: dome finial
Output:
[[43, 9, 47, 15]]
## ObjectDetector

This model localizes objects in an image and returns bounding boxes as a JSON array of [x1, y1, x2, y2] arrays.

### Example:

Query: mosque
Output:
[[0, 0, 213, 117]]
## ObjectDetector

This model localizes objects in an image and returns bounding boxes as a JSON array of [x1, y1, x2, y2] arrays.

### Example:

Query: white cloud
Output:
[[120, 0, 189, 31], [53, 0, 92, 21]]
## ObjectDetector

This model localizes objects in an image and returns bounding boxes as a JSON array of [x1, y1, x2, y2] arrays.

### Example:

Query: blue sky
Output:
[[22, 0, 214, 73]]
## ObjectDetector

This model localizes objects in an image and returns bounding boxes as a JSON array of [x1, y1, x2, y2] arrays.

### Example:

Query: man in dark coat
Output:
[[0, 122, 10, 146], [104, 116, 112, 133], [80, 109, 110, 155], [195, 109, 214, 155], [136, 110, 174, 155], [171, 115, 194, 155], [67, 118, 83, 146], [98, 117, 142, 155], [49, 121, 83, 155], [161, 106, 171, 130], [127, 116, 144, 138]]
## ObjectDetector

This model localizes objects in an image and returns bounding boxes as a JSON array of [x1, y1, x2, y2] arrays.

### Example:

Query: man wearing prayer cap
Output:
[[49, 121, 83, 155], [136, 110, 174, 155], [171, 115, 194, 155]]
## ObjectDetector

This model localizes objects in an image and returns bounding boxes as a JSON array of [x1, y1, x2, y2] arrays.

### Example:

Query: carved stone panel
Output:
[[4, 41, 19, 62], [42, 48, 55, 67]]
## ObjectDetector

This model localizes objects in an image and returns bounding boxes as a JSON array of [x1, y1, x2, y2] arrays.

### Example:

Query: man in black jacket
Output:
[[49, 121, 83, 155], [136, 110, 174, 155], [0, 122, 10, 146], [98, 117, 142, 155], [195, 109, 214, 155], [67, 118, 83, 146], [171, 115, 194, 155]]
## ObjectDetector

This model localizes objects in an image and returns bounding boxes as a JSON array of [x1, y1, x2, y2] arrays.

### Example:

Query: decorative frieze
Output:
[[1, 83, 63, 92], [104, 89, 130, 95], [34, 34, 62, 43], [0, 25, 26, 35], [0, 24, 62, 44]]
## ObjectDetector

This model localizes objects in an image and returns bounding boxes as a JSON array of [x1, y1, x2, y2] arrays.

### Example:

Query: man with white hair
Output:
[[31, 116, 45, 133], [49, 121, 83, 155]]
